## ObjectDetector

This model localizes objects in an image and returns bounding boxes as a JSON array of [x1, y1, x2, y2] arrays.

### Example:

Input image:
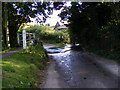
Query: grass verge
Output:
[[1, 45, 48, 88]]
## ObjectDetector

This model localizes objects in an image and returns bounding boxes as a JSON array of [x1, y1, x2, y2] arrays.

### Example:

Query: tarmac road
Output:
[[43, 44, 118, 88]]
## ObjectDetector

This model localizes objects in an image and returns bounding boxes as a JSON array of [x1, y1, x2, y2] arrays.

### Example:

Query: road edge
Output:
[[82, 52, 119, 81]]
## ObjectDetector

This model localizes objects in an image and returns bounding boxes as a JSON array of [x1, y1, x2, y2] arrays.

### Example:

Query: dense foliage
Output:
[[2, 2, 120, 61], [25, 25, 70, 44], [94, 20, 120, 62], [57, 2, 120, 61], [2, 2, 53, 48], [2, 2, 68, 48]]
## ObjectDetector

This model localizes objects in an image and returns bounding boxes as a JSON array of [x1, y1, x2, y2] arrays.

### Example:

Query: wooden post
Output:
[[17, 33, 20, 45], [22, 30, 26, 49], [33, 33, 35, 39]]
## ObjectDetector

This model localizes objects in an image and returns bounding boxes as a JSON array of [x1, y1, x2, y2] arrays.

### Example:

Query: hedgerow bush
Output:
[[98, 20, 120, 51], [89, 20, 120, 63], [25, 25, 70, 44]]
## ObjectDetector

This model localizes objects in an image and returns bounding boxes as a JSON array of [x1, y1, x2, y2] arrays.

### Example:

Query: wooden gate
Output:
[[17, 30, 35, 49]]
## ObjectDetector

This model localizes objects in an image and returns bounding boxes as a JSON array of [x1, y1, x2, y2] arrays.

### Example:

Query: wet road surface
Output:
[[44, 44, 118, 88]]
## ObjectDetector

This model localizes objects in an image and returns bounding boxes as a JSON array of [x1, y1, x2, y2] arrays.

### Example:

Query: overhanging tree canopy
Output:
[[2, 2, 53, 47]]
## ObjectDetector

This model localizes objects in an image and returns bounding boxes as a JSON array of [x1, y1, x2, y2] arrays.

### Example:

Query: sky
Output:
[[29, 10, 62, 26], [44, 9, 62, 26], [29, 1, 71, 26]]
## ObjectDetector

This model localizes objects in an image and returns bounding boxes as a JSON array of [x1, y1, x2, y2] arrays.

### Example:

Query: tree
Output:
[[2, 2, 53, 47], [2, 3, 8, 48], [58, 2, 113, 47]]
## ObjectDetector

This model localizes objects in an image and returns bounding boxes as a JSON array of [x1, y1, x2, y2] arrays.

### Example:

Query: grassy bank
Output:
[[2, 45, 48, 88]]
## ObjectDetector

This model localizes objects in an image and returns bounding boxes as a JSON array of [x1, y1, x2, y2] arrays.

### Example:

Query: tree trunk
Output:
[[7, 3, 20, 48], [2, 2, 8, 48], [8, 20, 18, 48]]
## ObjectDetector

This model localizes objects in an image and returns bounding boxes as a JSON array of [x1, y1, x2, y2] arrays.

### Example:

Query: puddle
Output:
[[45, 44, 82, 87], [46, 44, 81, 54]]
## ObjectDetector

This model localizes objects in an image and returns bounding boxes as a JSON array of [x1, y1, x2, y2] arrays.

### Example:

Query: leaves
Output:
[[2, 2, 54, 47]]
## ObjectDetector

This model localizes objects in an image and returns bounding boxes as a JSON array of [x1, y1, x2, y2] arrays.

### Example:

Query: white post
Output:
[[59, 36, 60, 38], [17, 33, 20, 45], [33, 33, 35, 39], [22, 30, 26, 49]]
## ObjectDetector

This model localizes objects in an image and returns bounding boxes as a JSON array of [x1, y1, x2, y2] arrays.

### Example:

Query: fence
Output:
[[17, 30, 35, 49]]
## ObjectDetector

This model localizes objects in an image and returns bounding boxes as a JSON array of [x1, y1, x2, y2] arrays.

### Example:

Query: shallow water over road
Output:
[[44, 44, 118, 88]]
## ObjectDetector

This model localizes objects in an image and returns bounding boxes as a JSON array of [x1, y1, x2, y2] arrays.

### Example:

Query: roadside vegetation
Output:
[[2, 45, 48, 88], [57, 2, 120, 63], [23, 25, 70, 45], [2, 2, 120, 63], [88, 21, 120, 63]]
